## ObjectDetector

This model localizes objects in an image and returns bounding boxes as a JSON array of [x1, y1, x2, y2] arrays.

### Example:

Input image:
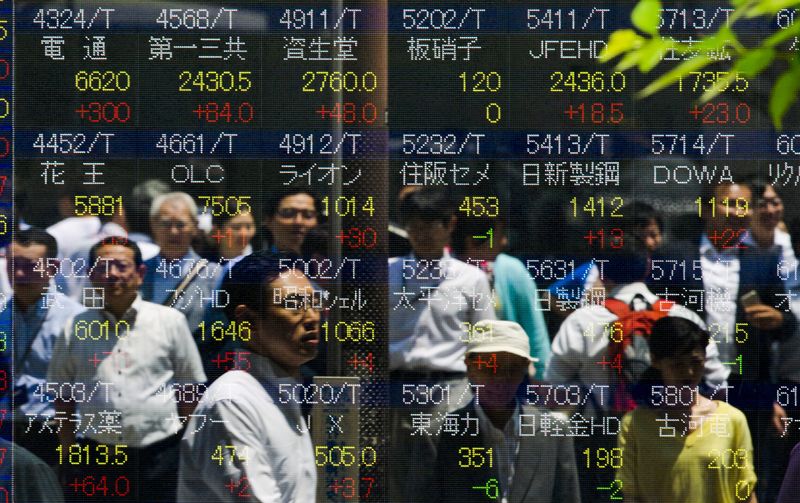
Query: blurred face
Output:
[[754, 185, 783, 233], [635, 220, 662, 254], [220, 212, 256, 257], [464, 224, 508, 262], [466, 352, 529, 409], [9, 242, 50, 291], [242, 271, 320, 371], [89, 244, 144, 302], [653, 348, 706, 389], [706, 184, 752, 243], [266, 194, 318, 253], [152, 201, 197, 260], [405, 215, 456, 259]]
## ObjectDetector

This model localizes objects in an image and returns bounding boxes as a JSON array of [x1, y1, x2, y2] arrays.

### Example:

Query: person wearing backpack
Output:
[[617, 316, 757, 502], [545, 209, 729, 503]]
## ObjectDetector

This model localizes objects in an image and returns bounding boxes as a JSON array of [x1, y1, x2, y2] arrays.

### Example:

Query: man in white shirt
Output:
[[432, 320, 580, 503], [389, 188, 496, 502], [177, 251, 320, 503], [49, 237, 207, 502]]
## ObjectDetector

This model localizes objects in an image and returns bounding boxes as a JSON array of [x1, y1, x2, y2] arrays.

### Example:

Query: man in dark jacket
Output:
[[431, 320, 580, 503]]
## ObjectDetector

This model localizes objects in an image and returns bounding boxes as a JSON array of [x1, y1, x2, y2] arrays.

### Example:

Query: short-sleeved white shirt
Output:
[[48, 295, 207, 447]]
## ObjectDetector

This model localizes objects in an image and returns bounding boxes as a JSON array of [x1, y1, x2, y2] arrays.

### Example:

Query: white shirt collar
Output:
[[101, 294, 144, 325], [246, 351, 301, 388]]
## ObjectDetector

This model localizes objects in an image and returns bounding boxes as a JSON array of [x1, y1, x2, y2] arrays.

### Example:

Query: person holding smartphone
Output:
[[653, 181, 797, 500]]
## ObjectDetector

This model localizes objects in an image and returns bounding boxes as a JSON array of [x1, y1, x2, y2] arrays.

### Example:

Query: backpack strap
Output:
[[603, 298, 632, 319], [602, 295, 674, 414]]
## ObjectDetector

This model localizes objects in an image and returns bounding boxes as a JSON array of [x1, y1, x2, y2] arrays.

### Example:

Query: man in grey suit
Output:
[[430, 320, 580, 503]]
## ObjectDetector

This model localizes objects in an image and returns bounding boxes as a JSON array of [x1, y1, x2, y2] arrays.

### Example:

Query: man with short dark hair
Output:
[[262, 188, 322, 254], [546, 208, 729, 502], [177, 251, 320, 502], [1, 228, 84, 464], [389, 188, 496, 502], [49, 237, 206, 502]]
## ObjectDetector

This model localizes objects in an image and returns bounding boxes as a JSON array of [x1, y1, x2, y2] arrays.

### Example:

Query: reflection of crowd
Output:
[[4, 184, 325, 502], [7, 177, 800, 502], [390, 182, 800, 503]]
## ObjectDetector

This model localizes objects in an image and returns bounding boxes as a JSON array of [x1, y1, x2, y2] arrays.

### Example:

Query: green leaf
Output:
[[736, 48, 775, 76], [615, 50, 643, 72], [638, 55, 713, 98], [631, 0, 662, 35], [599, 29, 645, 62], [770, 65, 800, 129], [765, 20, 800, 47], [700, 73, 738, 102], [638, 38, 667, 72], [695, 26, 735, 51]]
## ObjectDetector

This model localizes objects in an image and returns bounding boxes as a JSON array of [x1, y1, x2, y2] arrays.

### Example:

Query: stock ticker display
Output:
[[5, 0, 800, 502]]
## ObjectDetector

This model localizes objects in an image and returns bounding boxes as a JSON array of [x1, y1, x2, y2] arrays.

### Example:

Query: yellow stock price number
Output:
[[56, 444, 128, 466], [583, 447, 622, 469], [322, 321, 375, 342], [695, 196, 748, 218], [73, 320, 130, 341], [74, 195, 122, 217], [459, 71, 501, 92], [198, 195, 251, 217], [458, 447, 494, 468], [178, 70, 253, 92], [708, 449, 749, 470], [302, 71, 377, 92], [570, 196, 624, 218], [458, 196, 499, 217], [315, 446, 377, 467], [550, 71, 625, 93], [322, 195, 375, 217], [197, 321, 252, 342], [75, 70, 131, 92], [677, 72, 749, 93]]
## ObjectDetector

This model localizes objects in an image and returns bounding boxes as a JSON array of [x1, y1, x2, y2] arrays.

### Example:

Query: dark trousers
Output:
[[63, 432, 182, 503]]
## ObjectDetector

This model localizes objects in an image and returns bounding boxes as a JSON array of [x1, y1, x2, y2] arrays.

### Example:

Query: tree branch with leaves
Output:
[[600, 0, 800, 128]]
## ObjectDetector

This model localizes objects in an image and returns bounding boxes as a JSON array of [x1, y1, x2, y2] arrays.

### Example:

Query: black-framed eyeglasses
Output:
[[276, 208, 318, 220]]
